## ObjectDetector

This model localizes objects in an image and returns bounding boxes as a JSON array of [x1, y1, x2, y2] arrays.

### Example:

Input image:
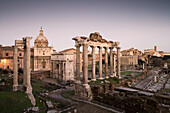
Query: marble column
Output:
[[104, 47, 109, 79], [109, 47, 114, 77], [83, 43, 88, 85], [98, 46, 103, 80], [91, 46, 96, 81], [23, 43, 27, 87], [75, 44, 81, 83], [113, 53, 116, 77], [25, 37, 32, 94], [117, 47, 121, 79], [13, 45, 18, 91]]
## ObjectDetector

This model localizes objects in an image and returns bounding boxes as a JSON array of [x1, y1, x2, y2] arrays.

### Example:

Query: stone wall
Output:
[[91, 84, 170, 113], [74, 83, 92, 101]]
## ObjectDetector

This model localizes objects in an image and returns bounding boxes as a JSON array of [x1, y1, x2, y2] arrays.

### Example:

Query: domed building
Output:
[[33, 27, 54, 71]]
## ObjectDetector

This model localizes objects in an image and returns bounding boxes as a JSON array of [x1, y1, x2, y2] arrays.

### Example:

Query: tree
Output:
[[138, 59, 145, 65], [151, 58, 164, 67]]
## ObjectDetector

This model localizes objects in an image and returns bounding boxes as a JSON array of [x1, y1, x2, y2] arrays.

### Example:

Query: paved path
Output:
[[48, 88, 122, 113], [43, 78, 123, 113], [135, 71, 154, 89]]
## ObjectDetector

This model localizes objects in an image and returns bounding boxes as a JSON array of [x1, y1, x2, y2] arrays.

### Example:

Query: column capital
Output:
[[116, 47, 121, 49], [109, 47, 114, 50], [23, 36, 32, 40], [97, 46, 103, 49], [90, 45, 96, 48], [83, 43, 88, 47], [75, 44, 81, 48], [104, 47, 109, 49]]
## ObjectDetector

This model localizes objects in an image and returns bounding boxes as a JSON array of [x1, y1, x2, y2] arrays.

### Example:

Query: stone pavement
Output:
[[48, 87, 122, 113], [147, 74, 169, 92], [135, 71, 154, 89]]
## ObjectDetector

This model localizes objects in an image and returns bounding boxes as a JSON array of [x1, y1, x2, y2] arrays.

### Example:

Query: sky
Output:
[[0, 0, 170, 52]]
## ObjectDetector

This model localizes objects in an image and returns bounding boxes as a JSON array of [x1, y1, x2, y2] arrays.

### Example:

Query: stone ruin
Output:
[[72, 32, 121, 100], [13, 37, 35, 105]]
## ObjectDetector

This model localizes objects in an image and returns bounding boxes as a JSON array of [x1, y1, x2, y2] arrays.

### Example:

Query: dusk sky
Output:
[[0, 0, 170, 52]]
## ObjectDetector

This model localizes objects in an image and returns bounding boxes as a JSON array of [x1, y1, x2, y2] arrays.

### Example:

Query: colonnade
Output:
[[13, 37, 32, 94], [75, 43, 121, 86]]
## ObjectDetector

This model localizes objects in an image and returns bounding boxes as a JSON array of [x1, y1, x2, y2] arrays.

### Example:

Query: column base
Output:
[[26, 85, 32, 94], [91, 79, 96, 81], [105, 76, 109, 79], [75, 80, 81, 84], [118, 76, 121, 79], [83, 84, 90, 89], [12, 85, 18, 91], [98, 77, 104, 80], [110, 74, 114, 78]]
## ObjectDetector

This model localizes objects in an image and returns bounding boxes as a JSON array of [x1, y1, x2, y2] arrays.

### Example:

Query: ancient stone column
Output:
[[83, 43, 88, 85], [98, 46, 103, 80], [23, 43, 27, 87], [25, 37, 32, 94], [113, 53, 116, 77], [13, 45, 18, 91], [117, 47, 121, 79], [91, 46, 96, 81], [75, 44, 81, 83], [104, 47, 109, 79], [109, 47, 114, 77], [59, 63, 61, 80]]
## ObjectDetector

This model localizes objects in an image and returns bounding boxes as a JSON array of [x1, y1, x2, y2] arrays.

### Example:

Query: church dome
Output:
[[34, 27, 48, 47]]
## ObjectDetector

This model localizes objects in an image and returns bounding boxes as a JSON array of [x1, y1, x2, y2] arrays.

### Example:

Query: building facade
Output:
[[120, 48, 141, 69], [0, 28, 54, 71], [59, 48, 82, 74], [33, 28, 54, 71], [0, 45, 23, 70], [51, 52, 74, 81]]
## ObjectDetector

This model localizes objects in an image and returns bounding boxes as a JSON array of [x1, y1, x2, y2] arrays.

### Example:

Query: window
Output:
[[42, 59, 46, 68], [6, 53, 8, 56], [43, 51, 45, 55], [19, 53, 22, 56]]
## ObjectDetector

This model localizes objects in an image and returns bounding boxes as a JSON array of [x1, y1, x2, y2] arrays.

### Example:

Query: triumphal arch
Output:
[[72, 32, 121, 100]]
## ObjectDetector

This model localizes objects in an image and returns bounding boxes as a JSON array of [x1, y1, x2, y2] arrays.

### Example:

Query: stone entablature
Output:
[[51, 52, 74, 81]]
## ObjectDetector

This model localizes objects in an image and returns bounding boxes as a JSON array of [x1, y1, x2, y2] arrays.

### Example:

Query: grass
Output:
[[164, 88, 170, 93], [0, 76, 63, 113], [0, 91, 32, 113], [142, 73, 152, 80], [121, 71, 141, 76], [31, 79, 63, 112], [62, 90, 75, 97]]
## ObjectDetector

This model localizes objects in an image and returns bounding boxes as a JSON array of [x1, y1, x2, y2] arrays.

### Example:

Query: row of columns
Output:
[[13, 37, 32, 94], [75, 44, 121, 85]]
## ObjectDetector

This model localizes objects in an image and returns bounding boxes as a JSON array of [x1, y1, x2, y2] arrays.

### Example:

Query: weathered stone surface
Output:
[[46, 101, 53, 108], [32, 107, 39, 112], [75, 83, 92, 100], [47, 110, 57, 113]]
